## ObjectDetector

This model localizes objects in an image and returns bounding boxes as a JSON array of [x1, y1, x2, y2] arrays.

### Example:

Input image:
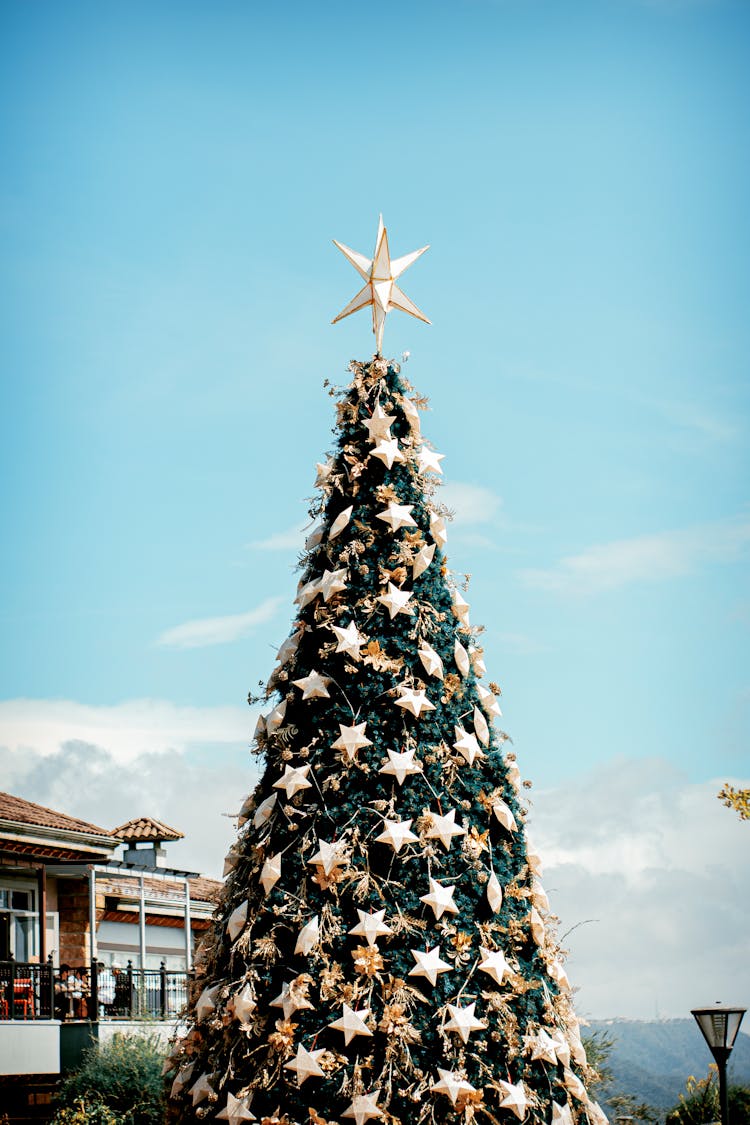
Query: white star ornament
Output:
[[284, 1044, 326, 1086], [332, 721, 372, 761], [292, 670, 330, 699], [526, 1029, 559, 1065], [342, 1090, 384, 1125], [444, 1001, 486, 1043], [273, 764, 312, 798], [379, 747, 422, 786], [420, 877, 459, 919], [371, 437, 404, 470], [497, 1079, 528, 1120], [329, 1003, 373, 1045], [332, 215, 430, 355], [331, 621, 365, 659], [362, 404, 396, 442], [308, 838, 346, 875], [453, 725, 484, 767], [376, 501, 417, 532], [377, 582, 414, 619], [417, 445, 445, 475], [426, 807, 466, 850], [349, 908, 393, 945], [478, 945, 510, 986], [431, 1070, 477, 1107], [408, 944, 451, 986], [189, 1072, 215, 1107], [216, 1092, 256, 1122], [270, 980, 314, 1019], [375, 817, 418, 853], [320, 567, 348, 601], [394, 685, 435, 718]]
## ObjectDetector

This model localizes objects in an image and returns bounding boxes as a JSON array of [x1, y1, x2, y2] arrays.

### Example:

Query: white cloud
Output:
[[248, 524, 307, 551], [156, 595, 284, 648], [0, 697, 256, 765], [440, 481, 503, 526], [520, 516, 750, 595], [0, 738, 257, 877], [527, 758, 750, 1018]]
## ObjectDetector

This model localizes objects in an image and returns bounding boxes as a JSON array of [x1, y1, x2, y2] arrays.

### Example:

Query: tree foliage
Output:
[[665, 1065, 750, 1125], [54, 1033, 166, 1125], [167, 358, 601, 1124], [717, 784, 750, 821]]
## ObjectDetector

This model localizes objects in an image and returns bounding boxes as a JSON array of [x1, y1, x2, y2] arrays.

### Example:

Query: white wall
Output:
[[97, 1018, 180, 1048], [0, 1020, 60, 1075]]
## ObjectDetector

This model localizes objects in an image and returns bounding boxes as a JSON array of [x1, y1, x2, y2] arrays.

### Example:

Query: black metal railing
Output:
[[0, 958, 190, 1021], [0, 957, 55, 1020]]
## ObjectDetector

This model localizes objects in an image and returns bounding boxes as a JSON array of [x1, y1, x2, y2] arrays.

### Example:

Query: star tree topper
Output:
[[332, 215, 430, 354]]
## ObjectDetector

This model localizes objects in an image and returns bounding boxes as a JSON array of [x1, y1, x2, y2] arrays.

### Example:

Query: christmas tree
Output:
[[166, 219, 606, 1125]]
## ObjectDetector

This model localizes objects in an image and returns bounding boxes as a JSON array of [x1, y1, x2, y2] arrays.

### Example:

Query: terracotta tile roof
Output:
[[98, 872, 222, 904], [188, 875, 222, 903], [0, 791, 114, 838], [111, 816, 184, 842]]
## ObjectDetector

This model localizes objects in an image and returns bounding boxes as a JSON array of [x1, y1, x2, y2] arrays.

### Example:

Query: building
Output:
[[0, 790, 222, 1119]]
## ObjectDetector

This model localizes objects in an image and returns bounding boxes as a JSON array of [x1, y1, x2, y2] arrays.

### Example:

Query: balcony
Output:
[[0, 957, 190, 1022]]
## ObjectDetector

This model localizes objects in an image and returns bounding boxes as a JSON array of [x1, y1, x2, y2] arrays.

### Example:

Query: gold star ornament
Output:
[[332, 215, 430, 355]]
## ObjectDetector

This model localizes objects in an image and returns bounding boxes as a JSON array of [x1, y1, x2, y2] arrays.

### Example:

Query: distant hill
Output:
[[586, 1019, 750, 1115]]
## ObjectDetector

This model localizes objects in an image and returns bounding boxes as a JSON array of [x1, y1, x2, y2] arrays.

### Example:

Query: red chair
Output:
[[13, 977, 35, 1018]]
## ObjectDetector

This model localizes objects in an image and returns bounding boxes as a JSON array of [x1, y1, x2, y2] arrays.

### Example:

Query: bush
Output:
[[52, 1099, 123, 1125], [53, 1033, 167, 1125], [666, 1065, 750, 1125]]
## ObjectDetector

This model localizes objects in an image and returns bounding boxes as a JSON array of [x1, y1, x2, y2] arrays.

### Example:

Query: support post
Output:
[[37, 865, 47, 963], [160, 960, 167, 1019], [88, 866, 97, 962], [184, 877, 192, 971], [139, 874, 147, 970]]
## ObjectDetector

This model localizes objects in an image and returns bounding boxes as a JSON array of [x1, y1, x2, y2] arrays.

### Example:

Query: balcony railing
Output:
[[0, 958, 190, 1022]]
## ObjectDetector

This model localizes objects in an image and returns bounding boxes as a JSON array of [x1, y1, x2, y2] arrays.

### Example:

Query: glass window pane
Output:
[[14, 916, 34, 961], [11, 890, 32, 911]]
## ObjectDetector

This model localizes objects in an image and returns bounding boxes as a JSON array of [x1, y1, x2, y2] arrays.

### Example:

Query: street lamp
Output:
[[691, 1004, 746, 1125]]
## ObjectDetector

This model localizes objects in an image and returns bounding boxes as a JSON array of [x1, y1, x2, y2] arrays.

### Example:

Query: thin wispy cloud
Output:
[[440, 481, 503, 526], [520, 516, 750, 596], [529, 758, 750, 1017], [156, 596, 284, 649], [0, 697, 256, 766], [248, 524, 307, 551]]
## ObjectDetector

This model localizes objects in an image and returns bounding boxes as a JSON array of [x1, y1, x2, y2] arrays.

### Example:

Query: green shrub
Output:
[[53, 1033, 167, 1125], [665, 1066, 750, 1125], [52, 1098, 124, 1125]]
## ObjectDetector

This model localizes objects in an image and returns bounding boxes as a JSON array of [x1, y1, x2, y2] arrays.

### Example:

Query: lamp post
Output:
[[691, 1004, 746, 1125]]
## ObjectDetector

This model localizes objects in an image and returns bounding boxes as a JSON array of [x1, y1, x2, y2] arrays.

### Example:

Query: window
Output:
[[0, 880, 37, 961]]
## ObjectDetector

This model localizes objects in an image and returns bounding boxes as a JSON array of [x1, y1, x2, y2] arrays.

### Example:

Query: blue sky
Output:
[[1, 0, 748, 1018]]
